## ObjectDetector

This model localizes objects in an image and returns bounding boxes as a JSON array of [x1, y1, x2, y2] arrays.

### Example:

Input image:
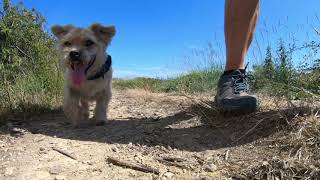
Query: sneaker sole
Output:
[[215, 97, 259, 114]]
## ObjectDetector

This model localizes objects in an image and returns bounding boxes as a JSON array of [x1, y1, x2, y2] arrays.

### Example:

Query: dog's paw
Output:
[[91, 116, 107, 126], [72, 123, 92, 128], [95, 120, 106, 126], [64, 108, 90, 127]]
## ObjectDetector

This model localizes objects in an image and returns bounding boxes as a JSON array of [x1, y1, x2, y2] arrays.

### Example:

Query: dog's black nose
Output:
[[70, 51, 81, 62]]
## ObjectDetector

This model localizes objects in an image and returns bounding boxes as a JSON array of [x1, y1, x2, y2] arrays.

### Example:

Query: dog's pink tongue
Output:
[[72, 64, 86, 87]]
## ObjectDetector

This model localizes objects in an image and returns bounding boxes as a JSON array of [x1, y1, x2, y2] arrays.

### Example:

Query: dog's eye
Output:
[[85, 40, 94, 47], [64, 41, 72, 46]]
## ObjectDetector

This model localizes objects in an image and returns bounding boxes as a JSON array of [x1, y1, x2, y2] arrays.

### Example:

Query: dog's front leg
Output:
[[94, 94, 111, 125], [63, 93, 80, 127], [94, 99, 107, 125], [80, 99, 90, 124], [63, 89, 89, 127]]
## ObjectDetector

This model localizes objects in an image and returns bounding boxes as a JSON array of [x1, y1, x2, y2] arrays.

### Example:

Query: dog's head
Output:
[[51, 23, 115, 86]]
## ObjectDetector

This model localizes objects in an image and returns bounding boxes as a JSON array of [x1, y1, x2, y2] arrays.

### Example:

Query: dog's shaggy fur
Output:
[[52, 23, 116, 127]]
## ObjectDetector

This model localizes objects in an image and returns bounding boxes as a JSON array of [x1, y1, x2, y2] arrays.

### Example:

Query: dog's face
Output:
[[51, 23, 115, 86]]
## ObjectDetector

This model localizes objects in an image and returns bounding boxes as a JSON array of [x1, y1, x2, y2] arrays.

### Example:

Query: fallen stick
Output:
[[224, 150, 230, 161], [158, 156, 185, 163], [155, 157, 191, 169], [107, 156, 160, 175], [52, 147, 77, 160]]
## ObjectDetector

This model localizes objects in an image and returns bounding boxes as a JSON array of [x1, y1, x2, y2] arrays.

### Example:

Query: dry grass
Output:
[[125, 89, 192, 106], [182, 93, 320, 179], [231, 110, 320, 179]]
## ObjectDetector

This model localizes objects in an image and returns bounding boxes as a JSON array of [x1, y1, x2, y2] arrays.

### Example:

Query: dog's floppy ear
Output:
[[90, 23, 116, 45], [51, 25, 74, 39]]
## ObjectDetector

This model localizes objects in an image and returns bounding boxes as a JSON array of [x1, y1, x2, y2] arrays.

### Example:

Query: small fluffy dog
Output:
[[51, 23, 116, 127]]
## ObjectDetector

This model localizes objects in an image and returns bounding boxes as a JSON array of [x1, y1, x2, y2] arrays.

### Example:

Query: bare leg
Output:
[[224, 0, 260, 71], [215, 0, 260, 113]]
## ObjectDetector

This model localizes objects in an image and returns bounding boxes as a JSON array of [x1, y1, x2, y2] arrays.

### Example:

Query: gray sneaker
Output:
[[215, 70, 258, 113]]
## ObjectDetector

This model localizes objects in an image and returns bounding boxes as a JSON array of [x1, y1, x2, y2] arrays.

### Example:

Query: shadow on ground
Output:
[[0, 103, 308, 152]]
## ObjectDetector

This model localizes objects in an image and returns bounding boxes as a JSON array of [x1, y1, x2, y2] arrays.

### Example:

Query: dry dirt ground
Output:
[[0, 90, 309, 179]]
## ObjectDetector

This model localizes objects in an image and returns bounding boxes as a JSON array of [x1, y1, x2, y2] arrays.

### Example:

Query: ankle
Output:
[[223, 69, 245, 75]]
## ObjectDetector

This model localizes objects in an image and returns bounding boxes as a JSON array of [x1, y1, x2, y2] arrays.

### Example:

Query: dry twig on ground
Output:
[[107, 156, 160, 175], [52, 147, 77, 160]]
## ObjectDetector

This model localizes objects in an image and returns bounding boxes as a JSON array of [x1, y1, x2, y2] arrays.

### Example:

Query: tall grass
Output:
[[114, 68, 222, 93], [0, 0, 63, 118], [114, 42, 224, 93], [114, 40, 319, 100], [114, 26, 320, 101]]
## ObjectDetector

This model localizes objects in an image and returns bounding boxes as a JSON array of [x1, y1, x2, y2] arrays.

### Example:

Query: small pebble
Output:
[[163, 172, 174, 179], [204, 163, 217, 172], [55, 175, 66, 180], [5, 167, 15, 175], [111, 147, 118, 152]]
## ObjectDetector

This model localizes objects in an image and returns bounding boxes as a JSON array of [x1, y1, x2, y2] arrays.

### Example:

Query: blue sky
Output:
[[13, 0, 320, 78]]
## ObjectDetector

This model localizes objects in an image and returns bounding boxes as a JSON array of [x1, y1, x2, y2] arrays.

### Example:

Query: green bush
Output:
[[251, 40, 320, 100], [0, 0, 63, 113]]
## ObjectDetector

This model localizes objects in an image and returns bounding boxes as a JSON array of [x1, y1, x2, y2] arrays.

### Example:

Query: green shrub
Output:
[[251, 40, 320, 100], [0, 0, 63, 114]]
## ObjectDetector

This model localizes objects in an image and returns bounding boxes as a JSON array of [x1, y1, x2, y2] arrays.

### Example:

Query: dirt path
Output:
[[0, 90, 282, 179]]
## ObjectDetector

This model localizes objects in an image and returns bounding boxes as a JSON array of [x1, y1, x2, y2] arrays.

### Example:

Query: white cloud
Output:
[[113, 66, 186, 79]]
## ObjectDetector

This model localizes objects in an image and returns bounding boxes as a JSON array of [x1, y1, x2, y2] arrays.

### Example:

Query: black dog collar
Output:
[[86, 55, 112, 80]]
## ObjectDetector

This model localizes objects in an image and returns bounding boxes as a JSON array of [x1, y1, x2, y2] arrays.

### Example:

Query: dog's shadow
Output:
[[1, 103, 307, 151]]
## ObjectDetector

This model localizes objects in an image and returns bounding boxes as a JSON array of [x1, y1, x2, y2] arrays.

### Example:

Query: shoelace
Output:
[[232, 63, 251, 94], [232, 73, 250, 94]]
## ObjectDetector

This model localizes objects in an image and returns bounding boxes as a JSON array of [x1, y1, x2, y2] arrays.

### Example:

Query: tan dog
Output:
[[51, 23, 116, 127]]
